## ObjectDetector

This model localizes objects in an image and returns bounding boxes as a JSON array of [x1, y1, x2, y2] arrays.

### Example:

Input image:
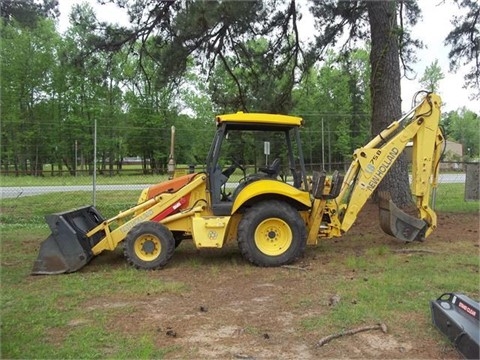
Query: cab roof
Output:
[[216, 112, 303, 127]]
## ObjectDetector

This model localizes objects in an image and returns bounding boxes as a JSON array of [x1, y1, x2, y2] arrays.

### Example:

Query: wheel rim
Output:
[[254, 218, 292, 256], [134, 233, 162, 261]]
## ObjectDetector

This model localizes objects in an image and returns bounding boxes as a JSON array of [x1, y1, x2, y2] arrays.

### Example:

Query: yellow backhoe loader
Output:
[[32, 92, 445, 274]]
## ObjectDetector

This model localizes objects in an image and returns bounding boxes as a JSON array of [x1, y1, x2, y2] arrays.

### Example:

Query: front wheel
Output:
[[123, 221, 175, 270], [237, 200, 306, 267]]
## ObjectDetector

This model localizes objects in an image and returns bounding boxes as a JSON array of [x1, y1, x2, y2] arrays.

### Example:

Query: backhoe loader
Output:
[[32, 92, 445, 274]]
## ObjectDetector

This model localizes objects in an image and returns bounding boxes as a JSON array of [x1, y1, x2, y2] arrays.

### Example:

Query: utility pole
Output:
[[167, 126, 176, 179], [321, 118, 325, 171], [74, 140, 78, 177], [93, 119, 97, 206]]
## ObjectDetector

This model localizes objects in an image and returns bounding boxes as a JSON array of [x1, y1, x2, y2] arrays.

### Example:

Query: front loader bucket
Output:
[[32, 206, 105, 275], [379, 198, 427, 242]]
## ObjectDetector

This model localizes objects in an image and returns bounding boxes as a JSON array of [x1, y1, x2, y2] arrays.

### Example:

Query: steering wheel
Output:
[[232, 157, 245, 174], [222, 157, 245, 177], [220, 157, 246, 201]]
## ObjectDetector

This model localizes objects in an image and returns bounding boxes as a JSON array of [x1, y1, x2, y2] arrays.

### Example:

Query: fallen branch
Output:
[[281, 265, 309, 271], [316, 323, 388, 347], [392, 249, 439, 254]]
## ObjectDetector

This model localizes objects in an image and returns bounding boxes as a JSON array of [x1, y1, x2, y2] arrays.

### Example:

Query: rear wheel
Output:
[[123, 221, 175, 270], [237, 200, 306, 267]]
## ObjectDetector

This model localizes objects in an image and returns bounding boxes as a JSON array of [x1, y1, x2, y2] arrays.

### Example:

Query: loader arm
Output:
[[314, 92, 444, 242], [89, 174, 207, 255], [32, 174, 208, 274]]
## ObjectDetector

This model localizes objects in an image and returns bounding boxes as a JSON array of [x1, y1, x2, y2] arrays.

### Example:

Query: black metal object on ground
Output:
[[32, 206, 105, 275], [430, 293, 480, 359], [378, 197, 427, 242]]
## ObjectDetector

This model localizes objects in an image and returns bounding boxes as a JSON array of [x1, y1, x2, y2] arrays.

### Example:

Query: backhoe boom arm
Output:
[[320, 93, 444, 241]]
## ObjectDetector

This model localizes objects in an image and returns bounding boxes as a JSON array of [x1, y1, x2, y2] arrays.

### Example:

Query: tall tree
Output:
[[444, 108, 480, 158], [367, 1, 411, 205], [309, 0, 421, 206], [0, 0, 59, 26], [446, 0, 480, 99], [293, 49, 371, 168], [208, 37, 301, 113], [0, 17, 60, 175], [79, 0, 308, 113], [121, 35, 183, 174], [69, 0, 425, 205], [57, 3, 128, 175]]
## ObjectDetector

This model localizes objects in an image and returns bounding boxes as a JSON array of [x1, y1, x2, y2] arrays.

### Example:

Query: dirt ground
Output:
[[84, 203, 479, 359]]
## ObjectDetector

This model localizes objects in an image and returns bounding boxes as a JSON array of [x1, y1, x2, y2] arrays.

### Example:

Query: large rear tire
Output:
[[123, 221, 175, 270], [237, 200, 306, 267]]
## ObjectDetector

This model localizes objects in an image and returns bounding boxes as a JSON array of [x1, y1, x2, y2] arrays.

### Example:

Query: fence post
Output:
[[464, 163, 479, 201]]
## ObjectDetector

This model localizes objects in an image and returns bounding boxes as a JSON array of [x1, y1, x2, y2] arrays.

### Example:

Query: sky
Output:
[[57, 0, 479, 114]]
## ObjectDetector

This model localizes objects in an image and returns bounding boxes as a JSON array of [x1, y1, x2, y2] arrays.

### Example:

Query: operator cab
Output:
[[206, 112, 309, 216]]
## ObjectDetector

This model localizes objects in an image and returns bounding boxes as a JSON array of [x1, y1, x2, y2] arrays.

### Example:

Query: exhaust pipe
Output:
[[32, 206, 105, 275]]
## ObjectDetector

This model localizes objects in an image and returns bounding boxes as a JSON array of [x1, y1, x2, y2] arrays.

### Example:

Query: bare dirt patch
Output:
[[83, 203, 478, 359]]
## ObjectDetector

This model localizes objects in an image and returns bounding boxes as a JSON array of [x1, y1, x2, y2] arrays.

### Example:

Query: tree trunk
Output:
[[367, 0, 411, 207], [108, 151, 114, 177], [63, 157, 75, 176]]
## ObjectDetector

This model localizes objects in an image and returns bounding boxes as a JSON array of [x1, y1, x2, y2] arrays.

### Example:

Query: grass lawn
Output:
[[1, 179, 478, 359]]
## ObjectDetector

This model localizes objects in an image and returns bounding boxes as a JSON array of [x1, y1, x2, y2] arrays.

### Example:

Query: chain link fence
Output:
[[1, 161, 477, 213]]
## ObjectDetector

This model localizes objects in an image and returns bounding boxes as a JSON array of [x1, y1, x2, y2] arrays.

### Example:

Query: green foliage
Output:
[[0, 0, 59, 26], [308, 0, 422, 73], [293, 49, 371, 164], [446, 0, 480, 98], [420, 60, 445, 93], [442, 108, 480, 158], [1, 0, 478, 183], [208, 35, 302, 114], [0, 17, 60, 175]]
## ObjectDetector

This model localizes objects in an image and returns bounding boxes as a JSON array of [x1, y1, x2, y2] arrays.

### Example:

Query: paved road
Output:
[[0, 173, 467, 199]]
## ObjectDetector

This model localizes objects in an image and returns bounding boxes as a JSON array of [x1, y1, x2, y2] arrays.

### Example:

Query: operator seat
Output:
[[259, 157, 281, 178], [230, 158, 282, 201]]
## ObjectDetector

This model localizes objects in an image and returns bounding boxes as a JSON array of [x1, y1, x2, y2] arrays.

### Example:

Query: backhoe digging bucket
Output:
[[32, 206, 106, 275], [379, 197, 427, 242]]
